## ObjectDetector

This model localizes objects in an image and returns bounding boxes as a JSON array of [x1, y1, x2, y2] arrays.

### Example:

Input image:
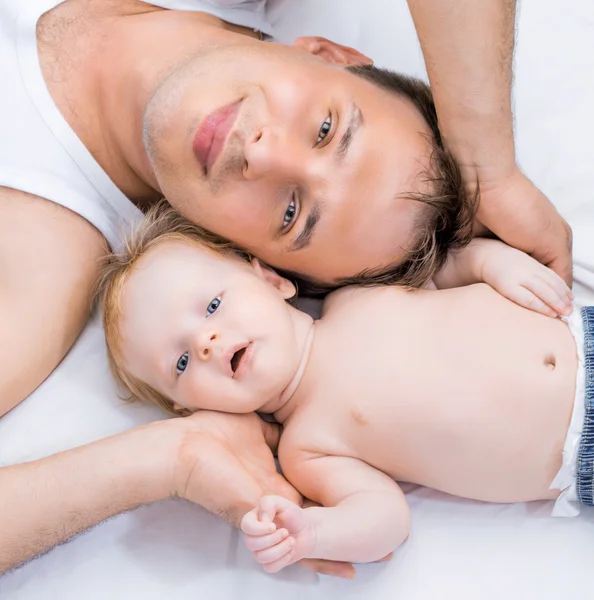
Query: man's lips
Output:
[[193, 100, 241, 172]]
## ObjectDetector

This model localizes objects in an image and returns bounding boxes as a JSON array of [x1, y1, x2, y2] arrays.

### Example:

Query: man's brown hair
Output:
[[284, 64, 478, 297]]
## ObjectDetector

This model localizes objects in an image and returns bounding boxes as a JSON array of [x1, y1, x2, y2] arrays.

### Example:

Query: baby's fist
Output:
[[241, 495, 315, 573]]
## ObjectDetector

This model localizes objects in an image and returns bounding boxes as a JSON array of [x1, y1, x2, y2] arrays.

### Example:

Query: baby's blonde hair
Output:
[[96, 201, 244, 417]]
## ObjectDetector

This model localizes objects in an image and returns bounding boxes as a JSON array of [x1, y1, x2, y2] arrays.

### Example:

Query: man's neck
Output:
[[39, 1, 259, 205]]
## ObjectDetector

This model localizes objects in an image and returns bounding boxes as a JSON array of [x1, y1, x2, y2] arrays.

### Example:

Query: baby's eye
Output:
[[176, 352, 189, 375], [317, 114, 332, 144], [207, 297, 221, 316]]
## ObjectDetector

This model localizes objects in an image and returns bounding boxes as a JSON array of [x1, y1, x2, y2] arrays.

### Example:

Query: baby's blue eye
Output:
[[317, 114, 332, 144], [207, 297, 221, 316], [176, 352, 189, 375]]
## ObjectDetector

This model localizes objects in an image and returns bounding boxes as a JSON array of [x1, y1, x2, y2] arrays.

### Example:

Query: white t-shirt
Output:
[[0, 0, 271, 250]]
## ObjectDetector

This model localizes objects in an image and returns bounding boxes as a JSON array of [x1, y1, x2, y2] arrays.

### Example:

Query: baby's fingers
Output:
[[245, 528, 290, 552], [525, 274, 572, 317], [254, 535, 296, 567], [263, 551, 298, 574], [533, 270, 573, 315], [512, 286, 557, 318], [258, 494, 301, 524], [241, 509, 276, 536]]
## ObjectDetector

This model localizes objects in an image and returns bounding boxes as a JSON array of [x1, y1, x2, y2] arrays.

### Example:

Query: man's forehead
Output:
[[309, 196, 420, 276]]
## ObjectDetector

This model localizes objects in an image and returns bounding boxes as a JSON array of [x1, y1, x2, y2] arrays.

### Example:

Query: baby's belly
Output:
[[321, 284, 578, 503]]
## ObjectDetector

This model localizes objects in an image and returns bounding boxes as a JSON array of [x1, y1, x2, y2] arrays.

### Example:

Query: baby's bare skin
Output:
[[278, 283, 576, 504], [114, 236, 578, 569]]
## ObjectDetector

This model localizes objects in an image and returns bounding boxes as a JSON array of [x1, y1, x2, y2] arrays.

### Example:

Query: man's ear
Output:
[[250, 258, 297, 300], [292, 36, 373, 67]]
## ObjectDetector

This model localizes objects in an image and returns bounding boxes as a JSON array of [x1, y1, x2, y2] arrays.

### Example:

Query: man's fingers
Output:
[[476, 169, 574, 287], [260, 419, 281, 454], [298, 558, 356, 579], [301, 498, 321, 509], [544, 218, 573, 287], [375, 552, 394, 563], [546, 253, 573, 289]]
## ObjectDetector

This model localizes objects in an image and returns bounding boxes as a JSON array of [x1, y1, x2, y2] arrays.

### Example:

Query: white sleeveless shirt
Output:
[[0, 0, 271, 250]]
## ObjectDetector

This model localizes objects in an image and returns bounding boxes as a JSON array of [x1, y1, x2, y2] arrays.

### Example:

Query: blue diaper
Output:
[[551, 307, 594, 516]]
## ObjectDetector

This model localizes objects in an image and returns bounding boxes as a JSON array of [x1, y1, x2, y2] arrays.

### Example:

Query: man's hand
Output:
[[406, 0, 573, 286], [476, 168, 573, 286], [167, 411, 355, 578], [169, 411, 297, 525]]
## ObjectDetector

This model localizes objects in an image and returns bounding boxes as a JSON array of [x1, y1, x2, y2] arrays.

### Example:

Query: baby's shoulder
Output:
[[278, 411, 330, 465], [321, 284, 412, 318], [321, 285, 375, 317]]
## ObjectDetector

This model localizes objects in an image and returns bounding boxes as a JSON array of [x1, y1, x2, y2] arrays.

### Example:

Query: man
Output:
[[0, 0, 571, 574]]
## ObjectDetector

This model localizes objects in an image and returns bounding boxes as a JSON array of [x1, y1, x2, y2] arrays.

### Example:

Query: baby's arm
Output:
[[433, 238, 573, 317], [241, 454, 409, 572]]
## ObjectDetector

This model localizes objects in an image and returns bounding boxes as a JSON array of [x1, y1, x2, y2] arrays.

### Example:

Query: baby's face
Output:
[[119, 240, 302, 413]]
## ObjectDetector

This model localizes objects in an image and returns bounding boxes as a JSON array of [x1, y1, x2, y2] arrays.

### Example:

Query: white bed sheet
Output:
[[2, 1, 594, 598]]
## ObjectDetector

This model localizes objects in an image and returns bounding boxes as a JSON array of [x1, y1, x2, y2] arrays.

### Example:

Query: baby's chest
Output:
[[291, 391, 405, 458]]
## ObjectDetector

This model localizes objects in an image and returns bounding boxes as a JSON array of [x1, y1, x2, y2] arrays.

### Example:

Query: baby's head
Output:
[[98, 203, 311, 417]]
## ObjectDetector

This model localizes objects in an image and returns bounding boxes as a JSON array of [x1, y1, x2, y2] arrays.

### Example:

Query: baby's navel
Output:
[[544, 353, 556, 370]]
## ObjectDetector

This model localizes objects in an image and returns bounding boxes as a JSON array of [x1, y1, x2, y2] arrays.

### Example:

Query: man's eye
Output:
[[207, 297, 221, 316], [176, 352, 189, 375], [317, 114, 332, 145], [283, 196, 297, 229]]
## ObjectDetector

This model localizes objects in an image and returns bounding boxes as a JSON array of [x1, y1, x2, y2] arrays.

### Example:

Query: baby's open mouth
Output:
[[230, 346, 247, 373]]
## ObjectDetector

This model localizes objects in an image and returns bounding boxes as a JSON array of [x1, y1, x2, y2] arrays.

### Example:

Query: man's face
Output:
[[144, 42, 433, 282]]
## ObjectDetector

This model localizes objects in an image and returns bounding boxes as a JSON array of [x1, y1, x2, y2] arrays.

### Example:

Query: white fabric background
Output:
[[2, 1, 594, 598]]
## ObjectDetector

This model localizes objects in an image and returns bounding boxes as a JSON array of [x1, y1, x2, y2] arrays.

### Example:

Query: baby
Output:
[[98, 205, 586, 575]]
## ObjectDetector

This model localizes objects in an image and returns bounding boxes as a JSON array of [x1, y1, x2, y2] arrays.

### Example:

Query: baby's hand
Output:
[[241, 495, 315, 573], [482, 243, 573, 318]]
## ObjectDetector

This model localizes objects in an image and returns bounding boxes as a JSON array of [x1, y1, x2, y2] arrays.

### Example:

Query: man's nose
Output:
[[243, 127, 303, 181], [193, 330, 218, 362]]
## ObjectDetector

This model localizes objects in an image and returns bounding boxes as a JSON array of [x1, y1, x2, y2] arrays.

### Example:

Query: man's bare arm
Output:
[[0, 189, 107, 415], [0, 189, 157, 572], [0, 423, 178, 573], [407, 0, 573, 284], [407, 0, 516, 173], [0, 411, 356, 577]]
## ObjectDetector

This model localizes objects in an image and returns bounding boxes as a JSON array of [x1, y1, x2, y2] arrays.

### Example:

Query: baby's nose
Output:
[[196, 331, 218, 361]]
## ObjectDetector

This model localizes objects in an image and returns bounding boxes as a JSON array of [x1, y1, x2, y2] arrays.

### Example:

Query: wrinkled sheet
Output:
[[2, 1, 594, 598]]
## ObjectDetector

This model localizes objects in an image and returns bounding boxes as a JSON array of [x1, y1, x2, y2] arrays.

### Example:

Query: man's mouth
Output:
[[193, 100, 241, 173]]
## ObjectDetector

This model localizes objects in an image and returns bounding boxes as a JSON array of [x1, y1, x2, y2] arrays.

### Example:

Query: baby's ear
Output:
[[172, 402, 193, 417], [250, 258, 296, 300]]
